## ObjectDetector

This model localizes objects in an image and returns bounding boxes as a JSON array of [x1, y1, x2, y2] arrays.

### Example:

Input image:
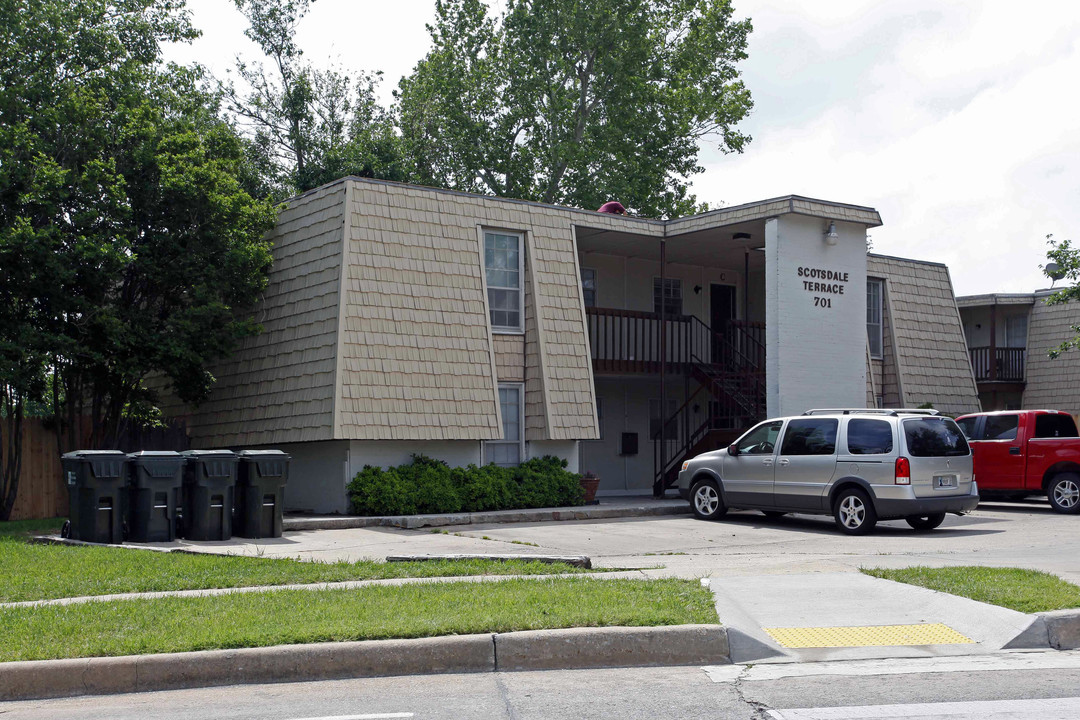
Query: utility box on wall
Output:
[[620, 432, 638, 456]]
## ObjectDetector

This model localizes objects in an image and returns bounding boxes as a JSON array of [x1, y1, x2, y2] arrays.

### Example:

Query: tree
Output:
[[1043, 234, 1080, 358], [225, 0, 405, 199], [0, 0, 277, 519], [397, 0, 754, 217]]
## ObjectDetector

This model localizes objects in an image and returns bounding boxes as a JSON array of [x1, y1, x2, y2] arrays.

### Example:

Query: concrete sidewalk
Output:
[[709, 572, 1064, 665]]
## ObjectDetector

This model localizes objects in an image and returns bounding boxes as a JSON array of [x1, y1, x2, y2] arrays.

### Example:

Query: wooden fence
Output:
[[7, 417, 190, 521]]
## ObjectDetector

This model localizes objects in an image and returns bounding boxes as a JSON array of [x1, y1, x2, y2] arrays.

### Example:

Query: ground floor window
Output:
[[487, 383, 524, 466]]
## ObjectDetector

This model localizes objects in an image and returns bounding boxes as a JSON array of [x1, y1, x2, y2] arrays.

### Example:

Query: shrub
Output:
[[347, 454, 584, 516]]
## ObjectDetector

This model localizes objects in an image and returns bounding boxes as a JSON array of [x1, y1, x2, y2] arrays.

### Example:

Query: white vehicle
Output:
[[677, 409, 978, 535]]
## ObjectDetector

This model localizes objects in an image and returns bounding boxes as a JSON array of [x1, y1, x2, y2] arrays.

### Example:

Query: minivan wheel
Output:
[[691, 480, 727, 521], [905, 513, 946, 531], [833, 488, 877, 535], [1047, 473, 1080, 514]]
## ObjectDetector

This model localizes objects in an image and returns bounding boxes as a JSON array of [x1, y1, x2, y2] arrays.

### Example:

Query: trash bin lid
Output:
[[129, 450, 183, 458], [237, 450, 291, 458], [61, 450, 128, 460], [182, 450, 237, 458]]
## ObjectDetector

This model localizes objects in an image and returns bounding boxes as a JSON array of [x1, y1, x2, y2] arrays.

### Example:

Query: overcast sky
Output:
[[163, 0, 1080, 296]]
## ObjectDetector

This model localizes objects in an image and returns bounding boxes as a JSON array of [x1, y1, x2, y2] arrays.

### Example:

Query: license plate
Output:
[[934, 475, 957, 489]]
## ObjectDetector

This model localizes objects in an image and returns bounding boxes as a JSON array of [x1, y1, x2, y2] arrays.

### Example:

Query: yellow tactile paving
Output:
[[763, 623, 975, 648]]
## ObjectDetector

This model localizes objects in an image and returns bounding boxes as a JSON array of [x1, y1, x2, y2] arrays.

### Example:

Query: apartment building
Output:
[[167, 177, 980, 512], [958, 290, 1080, 413]]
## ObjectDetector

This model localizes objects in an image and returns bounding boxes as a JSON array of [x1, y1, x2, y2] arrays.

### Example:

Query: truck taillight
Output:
[[895, 457, 911, 485]]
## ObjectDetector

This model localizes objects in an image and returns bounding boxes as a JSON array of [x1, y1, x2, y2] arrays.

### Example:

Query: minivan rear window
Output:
[[903, 417, 970, 457], [846, 419, 893, 455]]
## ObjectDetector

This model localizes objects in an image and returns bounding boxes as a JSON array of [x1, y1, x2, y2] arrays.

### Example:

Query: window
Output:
[[846, 419, 893, 455], [487, 384, 523, 466], [955, 416, 977, 440], [779, 418, 838, 456], [903, 417, 969, 457], [1035, 413, 1079, 438], [734, 421, 783, 455], [983, 414, 1019, 441], [581, 268, 597, 308], [867, 279, 883, 358], [653, 278, 682, 315], [485, 231, 522, 331], [1006, 314, 1028, 348]]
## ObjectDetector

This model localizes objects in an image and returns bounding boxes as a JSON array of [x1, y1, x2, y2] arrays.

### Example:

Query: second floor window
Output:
[[581, 268, 597, 308], [867, 279, 883, 358], [485, 231, 522, 331], [653, 278, 682, 316]]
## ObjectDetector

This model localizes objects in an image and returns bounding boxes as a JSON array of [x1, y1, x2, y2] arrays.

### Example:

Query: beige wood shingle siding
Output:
[[336, 180, 598, 442], [868, 255, 979, 414], [1023, 295, 1080, 412], [336, 181, 502, 440], [167, 183, 345, 446], [493, 334, 526, 382]]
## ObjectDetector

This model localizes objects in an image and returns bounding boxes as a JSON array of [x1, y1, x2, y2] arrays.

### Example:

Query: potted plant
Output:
[[580, 472, 600, 504]]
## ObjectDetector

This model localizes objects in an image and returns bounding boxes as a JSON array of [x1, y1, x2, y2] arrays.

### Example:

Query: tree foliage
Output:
[[225, 0, 406, 199], [0, 0, 277, 519], [396, 0, 754, 217], [1043, 234, 1080, 358]]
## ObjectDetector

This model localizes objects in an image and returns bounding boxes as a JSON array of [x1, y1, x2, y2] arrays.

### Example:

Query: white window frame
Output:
[[867, 279, 883, 359], [581, 267, 598, 308], [486, 382, 525, 467], [483, 230, 524, 333]]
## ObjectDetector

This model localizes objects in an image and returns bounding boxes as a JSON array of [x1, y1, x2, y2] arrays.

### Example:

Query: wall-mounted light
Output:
[[693, 285, 702, 294], [824, 221, 839, 246]]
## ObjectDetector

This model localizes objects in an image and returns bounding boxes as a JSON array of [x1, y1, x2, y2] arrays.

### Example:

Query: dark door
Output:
[[710, 283, 736, 363]]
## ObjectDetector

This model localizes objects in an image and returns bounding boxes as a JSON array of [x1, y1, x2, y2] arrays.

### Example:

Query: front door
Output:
[[723, 420, 782, 508], [970, 413, 1025, 491], [710, 283, 736, 364]]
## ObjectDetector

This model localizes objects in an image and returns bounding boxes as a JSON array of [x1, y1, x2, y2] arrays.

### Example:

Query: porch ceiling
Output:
[[575, 219, 767, 270]]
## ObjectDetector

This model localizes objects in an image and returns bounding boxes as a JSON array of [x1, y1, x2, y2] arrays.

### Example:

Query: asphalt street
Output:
[[5, 651, 1080, 719]]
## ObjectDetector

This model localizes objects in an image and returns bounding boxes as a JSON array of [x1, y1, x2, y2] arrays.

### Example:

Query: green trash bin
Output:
[[235, 450, 290, 539], [61, 450, 128, 544], [181, 450, 238, 541], [127, 451, 185, 542]]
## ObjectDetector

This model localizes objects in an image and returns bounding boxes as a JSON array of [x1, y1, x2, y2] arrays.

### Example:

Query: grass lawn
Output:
[[0, 537, 594, 603], [862, 566, 1080, 614], [0, 517, 66, 539], [0, 577, 717, 662]]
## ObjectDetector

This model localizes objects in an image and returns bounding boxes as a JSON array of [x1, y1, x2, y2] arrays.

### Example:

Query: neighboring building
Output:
[[957, 290, 1080, 414], [164, 177, 979, 512]]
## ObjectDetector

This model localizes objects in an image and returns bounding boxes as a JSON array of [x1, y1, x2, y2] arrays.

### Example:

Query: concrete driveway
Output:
[[204, 497, 1078, 584]]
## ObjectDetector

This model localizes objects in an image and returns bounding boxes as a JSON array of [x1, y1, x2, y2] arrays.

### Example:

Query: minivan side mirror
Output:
[[727, 443, 739, 456]]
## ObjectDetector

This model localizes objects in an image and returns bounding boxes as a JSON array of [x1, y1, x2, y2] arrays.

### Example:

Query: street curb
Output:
[[1038, 609, 1080, 650], [0, 625, 729, 701], [283, 501, 690, 531], [385, 553, 592, 568]]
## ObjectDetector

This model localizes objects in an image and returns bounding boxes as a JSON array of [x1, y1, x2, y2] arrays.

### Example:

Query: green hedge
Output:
[[347, 455, 584, 516]]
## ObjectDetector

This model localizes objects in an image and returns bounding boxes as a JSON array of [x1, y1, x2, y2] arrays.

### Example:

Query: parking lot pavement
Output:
[[144, 498, 1080, 588]]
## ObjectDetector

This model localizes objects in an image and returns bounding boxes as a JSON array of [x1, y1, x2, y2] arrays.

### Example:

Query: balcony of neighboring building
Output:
[[957, 293, 1035, 396]]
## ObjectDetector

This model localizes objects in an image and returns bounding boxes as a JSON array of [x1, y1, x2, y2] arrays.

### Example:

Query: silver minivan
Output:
[[676, 409, 979, 534]]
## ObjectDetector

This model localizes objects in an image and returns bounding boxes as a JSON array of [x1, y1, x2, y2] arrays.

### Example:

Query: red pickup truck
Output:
[[955, 410, 1080, 514]]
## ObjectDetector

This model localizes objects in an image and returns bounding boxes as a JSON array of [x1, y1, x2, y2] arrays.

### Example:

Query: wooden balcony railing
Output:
[[585, 307, 765, 373], [969, 346, 1025, 382]]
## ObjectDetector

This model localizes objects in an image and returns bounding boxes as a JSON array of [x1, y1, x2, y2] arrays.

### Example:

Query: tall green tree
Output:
[[225, 0, 405, 199], [0, 0, 277, 519], [1043, 234, 1080, 358], [397, 0, 754, 217]]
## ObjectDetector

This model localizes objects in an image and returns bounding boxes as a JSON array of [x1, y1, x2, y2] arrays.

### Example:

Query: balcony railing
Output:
[[585, 307, 764, 373], [969, 346, 1025, 383]]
